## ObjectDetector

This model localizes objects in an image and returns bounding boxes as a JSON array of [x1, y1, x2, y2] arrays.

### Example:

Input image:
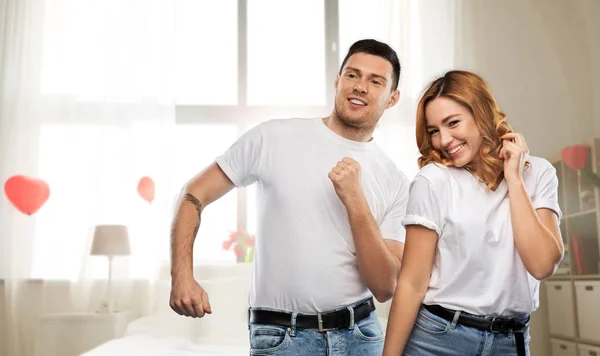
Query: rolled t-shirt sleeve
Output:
[[215, 124, 264, 187], [402, 175, 444, 237], [533, 164, 562, 220], [379, 172, 409, 243]]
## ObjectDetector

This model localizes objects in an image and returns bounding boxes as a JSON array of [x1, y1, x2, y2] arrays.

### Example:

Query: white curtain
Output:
[[1, 1, 177, 355], [336, 0, 458, 180], [0, 1, 459, 356]]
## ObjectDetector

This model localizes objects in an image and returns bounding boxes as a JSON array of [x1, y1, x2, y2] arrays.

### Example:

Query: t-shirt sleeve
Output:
[[379, 173, 409, 243], [532, 163, 562, 220], [215, 124, 263, 187], [401, 175, 444, 237]]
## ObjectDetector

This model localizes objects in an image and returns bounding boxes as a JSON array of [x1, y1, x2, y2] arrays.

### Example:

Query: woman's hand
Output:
[[499, 132, 529, 185]]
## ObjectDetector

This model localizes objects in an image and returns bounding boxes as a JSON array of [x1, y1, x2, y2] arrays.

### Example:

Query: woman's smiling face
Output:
[[425, 96, 484, 170]]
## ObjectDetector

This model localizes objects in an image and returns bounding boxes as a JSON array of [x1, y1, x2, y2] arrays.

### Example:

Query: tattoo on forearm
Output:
[[184, 193, 203, 238], [184, 193, 203, 212]]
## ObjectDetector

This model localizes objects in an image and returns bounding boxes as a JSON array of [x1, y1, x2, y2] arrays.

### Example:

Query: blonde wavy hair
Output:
[[416, 70, 516, 191]]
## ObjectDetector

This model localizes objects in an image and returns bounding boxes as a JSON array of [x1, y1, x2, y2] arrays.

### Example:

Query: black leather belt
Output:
[[249, 297, 376, 332], [424, 304, 529, 333], [424, 304, 529, 356]]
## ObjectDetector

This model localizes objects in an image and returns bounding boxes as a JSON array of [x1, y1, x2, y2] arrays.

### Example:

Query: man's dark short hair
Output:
[[339, 39, 401, 91]]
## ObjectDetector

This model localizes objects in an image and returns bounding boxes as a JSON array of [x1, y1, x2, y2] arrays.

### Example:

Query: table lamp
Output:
[[90, 224, 131, 313]]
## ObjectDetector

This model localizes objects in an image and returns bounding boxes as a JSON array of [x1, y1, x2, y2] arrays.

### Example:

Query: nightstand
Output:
[[34, 311, 139, 356]]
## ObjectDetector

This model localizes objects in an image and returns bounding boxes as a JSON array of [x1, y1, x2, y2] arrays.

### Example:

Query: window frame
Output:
[[18, 0, 341, 273], [176, 0, 340, 121], [176, 0, 340, 236]]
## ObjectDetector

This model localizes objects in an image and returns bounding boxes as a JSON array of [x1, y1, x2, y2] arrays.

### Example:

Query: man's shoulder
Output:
[[258, 117, 318, 134], [369, 148, 410, 183]]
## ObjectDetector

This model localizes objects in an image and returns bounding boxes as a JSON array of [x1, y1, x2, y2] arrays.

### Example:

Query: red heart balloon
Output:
[[561, 144, 588, 170], [137, 176, 155, 203], [4, 175, 51, 215]]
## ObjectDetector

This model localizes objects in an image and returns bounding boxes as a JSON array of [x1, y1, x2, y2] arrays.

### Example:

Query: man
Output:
[[170, 39, 409, 355]]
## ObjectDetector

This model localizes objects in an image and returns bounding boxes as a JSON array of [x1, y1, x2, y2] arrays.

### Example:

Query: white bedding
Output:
[[80, 265, 391, 356], [81, 314, 389, 356], [80, 334, 249, 356], [82, 273, 253, 356]]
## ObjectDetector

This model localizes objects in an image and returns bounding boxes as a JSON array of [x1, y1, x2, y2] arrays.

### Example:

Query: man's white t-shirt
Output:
[[402, 156, 562, 316], [216, 118, 409, 313]]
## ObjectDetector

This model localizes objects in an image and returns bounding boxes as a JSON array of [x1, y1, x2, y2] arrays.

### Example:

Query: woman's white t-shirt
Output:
[[402, 156, 562, 317]]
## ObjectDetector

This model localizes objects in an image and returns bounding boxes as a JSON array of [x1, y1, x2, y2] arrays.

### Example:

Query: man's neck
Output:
[[322, 113, 374, 143]]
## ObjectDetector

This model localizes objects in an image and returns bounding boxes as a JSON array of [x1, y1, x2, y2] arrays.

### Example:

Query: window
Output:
[[338, 0, 395, 63], [32, 0, 423, 278], [166, 124, 240, 264], [175, 0, 333, 124], [247, 0, 325, 106], [42, 0, 179, 103], [175, 0, 239, 105], [35, 0, 335, 278], [32, 123, 240, 279]]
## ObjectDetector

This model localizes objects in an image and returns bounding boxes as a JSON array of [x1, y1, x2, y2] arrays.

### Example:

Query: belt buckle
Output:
[[489, 316, 502, 332], [317, 312, 334, 332], [489, 316, 514, 333]]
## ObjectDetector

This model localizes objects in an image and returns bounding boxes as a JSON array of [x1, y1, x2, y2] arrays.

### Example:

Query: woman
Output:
[[382, 70, 564, 356]]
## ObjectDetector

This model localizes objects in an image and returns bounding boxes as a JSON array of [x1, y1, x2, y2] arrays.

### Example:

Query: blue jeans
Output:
[[248, 309, 383, 355], [403, 305, 531, 356]]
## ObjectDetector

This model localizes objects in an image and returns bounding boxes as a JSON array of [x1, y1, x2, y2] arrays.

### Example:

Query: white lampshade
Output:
[[90, 225, 131, 256]]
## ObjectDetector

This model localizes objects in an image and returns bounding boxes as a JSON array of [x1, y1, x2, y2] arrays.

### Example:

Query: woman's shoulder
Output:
[[414, 163, 453, 187], [527, 154, 553, 166], [526, 155, 556, 176]]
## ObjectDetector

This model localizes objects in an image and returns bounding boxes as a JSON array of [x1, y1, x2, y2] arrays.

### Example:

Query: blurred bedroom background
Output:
[[1, 1, 598, 355]]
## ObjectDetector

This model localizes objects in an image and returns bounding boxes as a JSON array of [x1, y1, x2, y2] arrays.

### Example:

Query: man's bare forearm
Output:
[[169, 163, 236, 280], [170, 193, 203, 280], [346, 197, 400, 302]]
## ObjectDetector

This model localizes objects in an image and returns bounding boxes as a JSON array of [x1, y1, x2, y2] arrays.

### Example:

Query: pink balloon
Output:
[[137, 176, 155, 203], [560, 144, 588, 171]]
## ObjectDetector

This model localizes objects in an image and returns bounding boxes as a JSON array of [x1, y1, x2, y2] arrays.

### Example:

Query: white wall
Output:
[[573, 1, 600, 138], [455, 0, 599, 160], [454, 1, 599, 356], [1, 282, 6, 356]]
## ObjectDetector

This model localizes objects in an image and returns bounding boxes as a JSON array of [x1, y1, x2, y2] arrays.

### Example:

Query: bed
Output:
[[79, 333, 249, 355], [81, 264, 390, 355], [82, 264, 253, 356]]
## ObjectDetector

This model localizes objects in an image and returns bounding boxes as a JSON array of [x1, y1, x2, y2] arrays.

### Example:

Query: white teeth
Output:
[[349, 99, 366, 106], [448, 144, 464, 154]]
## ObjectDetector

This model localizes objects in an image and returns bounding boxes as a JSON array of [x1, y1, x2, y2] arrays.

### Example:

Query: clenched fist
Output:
[[170, 275, 212, 318], [328, 157, 365, 206]]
